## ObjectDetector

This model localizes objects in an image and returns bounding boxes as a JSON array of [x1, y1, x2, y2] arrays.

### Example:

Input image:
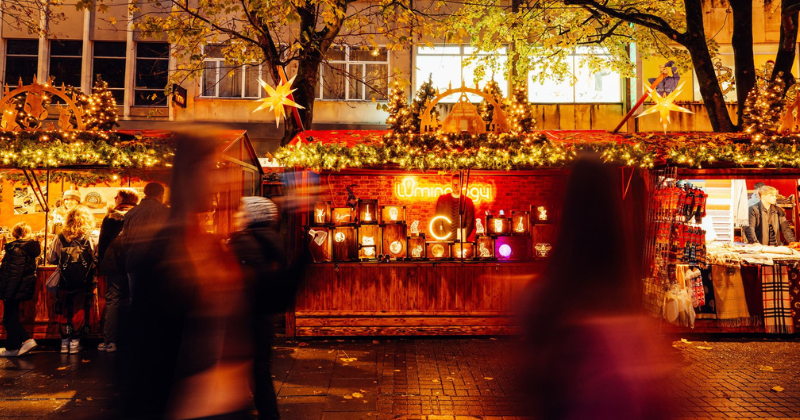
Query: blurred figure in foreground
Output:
[[0, 222, 41, 356], [523, 155, 674, 420], [120, 131, 251, 419], [230, 197, 302, 420], [96, 188, 139, 352], [48, 206, 97, 354]]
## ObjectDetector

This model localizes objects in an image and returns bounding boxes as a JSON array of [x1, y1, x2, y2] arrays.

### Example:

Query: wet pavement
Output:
[[0, 336, 798, 419]]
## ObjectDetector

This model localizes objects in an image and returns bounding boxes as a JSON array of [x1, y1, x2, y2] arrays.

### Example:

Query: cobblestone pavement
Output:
[[0, 337, 798, 420]]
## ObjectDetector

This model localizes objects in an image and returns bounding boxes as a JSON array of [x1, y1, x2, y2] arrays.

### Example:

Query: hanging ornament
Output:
[[253, 76, 305, 127], [638, 83, 693, 133]]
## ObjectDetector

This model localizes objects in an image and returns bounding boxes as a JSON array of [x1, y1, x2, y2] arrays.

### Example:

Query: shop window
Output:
[[414, 45, 508, 102], [135, 42, 170, 106], [4, 39, 39, 88], [316, 45, 389, 101], [49, 40, 82, 89], [528, 48, 621, 103], [92, 41, 126, 104], [201, 44, 264, 99]]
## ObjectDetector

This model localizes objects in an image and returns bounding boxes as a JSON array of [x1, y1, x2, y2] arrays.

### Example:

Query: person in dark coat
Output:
[[745, 185, 797, 245], [0, 222, 41, 357], [434, 174, 476, 241], [97, 188, 139, 352], [119, 182, 168, 303], [229, 196, 298, 420]]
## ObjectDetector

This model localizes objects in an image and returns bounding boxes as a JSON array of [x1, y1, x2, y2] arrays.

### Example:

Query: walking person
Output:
[[48, 206, 97, 354], [120, 182, 168, 303], [0, 222, 41, 357], [97, 188, 139, 352], [230, 197, 302, 420]]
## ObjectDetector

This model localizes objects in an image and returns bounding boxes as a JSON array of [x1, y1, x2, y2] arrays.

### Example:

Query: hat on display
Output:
[[63, 190, 81, 202], [240, 196, 277, 226]]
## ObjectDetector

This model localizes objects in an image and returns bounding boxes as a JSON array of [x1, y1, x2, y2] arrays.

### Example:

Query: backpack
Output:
[[58, 234, 95, 291]]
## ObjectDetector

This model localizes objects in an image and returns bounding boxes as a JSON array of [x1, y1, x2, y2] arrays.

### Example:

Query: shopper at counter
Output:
[[0, 222, 41, 357], [120, 182, 168, 302], [745, 185, 796, 246]]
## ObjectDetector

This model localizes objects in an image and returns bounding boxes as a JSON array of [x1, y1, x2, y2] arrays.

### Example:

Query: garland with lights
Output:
[[0, 130, 174, 169], [276, 131, 800, 171]]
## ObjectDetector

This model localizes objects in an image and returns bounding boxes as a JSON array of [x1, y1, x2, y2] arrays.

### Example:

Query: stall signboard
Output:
[[394, 177, 493, 204]]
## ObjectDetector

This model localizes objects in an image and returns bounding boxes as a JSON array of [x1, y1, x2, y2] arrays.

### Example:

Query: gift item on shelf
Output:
[[408, 235, 427, 260], [475, 218, 486, 235], [382, 224, 407, 260], [487, 213, 511, 236], [762, 264, 794, 334], [427, 242, 451, 260], [531, 204, 552, 224], [307, 227, 332, 262], [534, 243, 552, 258], [381, 205, 406, 224], [476, 236, 494, 259], [409, 220, 421, 236], [358, 199, 378, 224], [358, 224, 381, 260], [512, 211, 530, 235], [495, 236, 529, 261], [332, 226, 358, 261], [452, 242, 475, 259], [312, 201, 331, 225], [332, 207, 356, 225]]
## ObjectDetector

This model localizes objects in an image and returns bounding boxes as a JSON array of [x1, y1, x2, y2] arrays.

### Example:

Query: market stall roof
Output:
[[281, 129, 800, 173]]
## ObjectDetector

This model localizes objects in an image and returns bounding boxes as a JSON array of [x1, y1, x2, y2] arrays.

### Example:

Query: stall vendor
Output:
[[745, 185, 796, 245], [434, 174, 475, 241], [52, 190, 82, 226]]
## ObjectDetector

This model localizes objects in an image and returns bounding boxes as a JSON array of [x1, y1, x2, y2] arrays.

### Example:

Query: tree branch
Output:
[[564, 0, 684, 44]]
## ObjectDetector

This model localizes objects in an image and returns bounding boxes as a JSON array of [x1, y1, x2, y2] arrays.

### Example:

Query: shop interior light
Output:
[[479, 242, 492, 257], [410, 220, 420, 235], [334, 232, 346, 243], [389, 207, 399, 221], [390, 241, 403, 254], [363, 204, 373, 222], [411, 245, 423, 258], [315, 208, 326, 223], [429, 215, 453, 240], [537, 206, 548, 221], [476, 218, 485, 235], [308, 229, 327, 246], [498, 244, 512, 258], [494, 218, 503, 233], [431, 244, 445, 258]]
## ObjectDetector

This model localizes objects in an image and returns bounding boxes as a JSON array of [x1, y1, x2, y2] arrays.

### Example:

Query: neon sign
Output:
[[395, 177, 492, 204], [429, 215, 453, 240]]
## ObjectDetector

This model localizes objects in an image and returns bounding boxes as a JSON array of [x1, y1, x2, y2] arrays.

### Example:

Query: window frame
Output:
[[528, 48, 623, 104], [414, 45, 509, 103], [48, 39, 83, 90], [317, 45, 390, 102], [91, 41, 127, 104], [199, 44, 264, 99], [134, 42, 170, 107], [4, 39, 40, 89]]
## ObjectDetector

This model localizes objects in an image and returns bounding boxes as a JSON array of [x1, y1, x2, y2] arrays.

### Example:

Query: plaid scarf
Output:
[[762, 265, 794, 334], [786, 264, 800, 332], [711, 265, 750, 321]]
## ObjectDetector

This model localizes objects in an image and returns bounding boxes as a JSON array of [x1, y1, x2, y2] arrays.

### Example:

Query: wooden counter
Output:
[[289, 261, 543, 337], [0, 266, 105, 340]]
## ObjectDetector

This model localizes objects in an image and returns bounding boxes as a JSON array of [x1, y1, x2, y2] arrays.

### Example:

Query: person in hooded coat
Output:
[[0, 222, 41, 357]]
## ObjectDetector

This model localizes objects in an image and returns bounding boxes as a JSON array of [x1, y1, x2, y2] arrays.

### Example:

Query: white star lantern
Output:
[[637, 82, 693, 133], [253, 75, 305, 127]]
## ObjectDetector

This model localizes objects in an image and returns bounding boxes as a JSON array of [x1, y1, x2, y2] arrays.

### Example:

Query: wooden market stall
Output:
[[0, 126, 263, 339]]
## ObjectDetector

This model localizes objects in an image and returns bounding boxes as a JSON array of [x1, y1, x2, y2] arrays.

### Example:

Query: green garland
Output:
[[276, 132, 800, 171], [0, 130, 174, 169]]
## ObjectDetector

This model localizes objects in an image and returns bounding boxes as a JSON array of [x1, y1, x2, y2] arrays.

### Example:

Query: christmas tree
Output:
[[506, 83, 535, 133], [743, 72, 786, 143], [85, 75, 120, 131], [479, 80, 504, 127], [385, 81, 414, 133], [409, 74, 439, 133]]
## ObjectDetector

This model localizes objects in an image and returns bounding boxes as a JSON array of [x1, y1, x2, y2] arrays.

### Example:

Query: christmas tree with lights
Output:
[[386, 81, 414, 133], [409, 74, 439, 133], [507, 83, 535, 133], [479, 80, 504, 127], [742, 72, 786, 143], [85, 75, 120, 131]]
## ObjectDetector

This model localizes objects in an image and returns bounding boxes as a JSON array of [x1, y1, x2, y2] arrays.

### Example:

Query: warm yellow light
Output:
[[429, 215, 452, 240]]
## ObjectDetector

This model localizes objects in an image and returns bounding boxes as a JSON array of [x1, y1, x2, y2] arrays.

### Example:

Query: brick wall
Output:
[[317, 172, 568, 229]]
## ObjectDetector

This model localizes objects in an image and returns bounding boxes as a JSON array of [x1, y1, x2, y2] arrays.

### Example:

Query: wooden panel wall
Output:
[[291, 262, 542, 336]]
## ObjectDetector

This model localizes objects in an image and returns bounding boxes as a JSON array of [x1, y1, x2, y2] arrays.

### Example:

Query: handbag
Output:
[[46, 269, 61, 294]]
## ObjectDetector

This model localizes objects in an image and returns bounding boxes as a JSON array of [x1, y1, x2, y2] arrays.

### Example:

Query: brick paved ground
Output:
[[0, 337, 798, 420]]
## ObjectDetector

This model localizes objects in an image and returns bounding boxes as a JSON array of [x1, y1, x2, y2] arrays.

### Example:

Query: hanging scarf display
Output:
[[783, 263, 800, 332], [762, 264, 794, 334], [711, 265, 751, 325]]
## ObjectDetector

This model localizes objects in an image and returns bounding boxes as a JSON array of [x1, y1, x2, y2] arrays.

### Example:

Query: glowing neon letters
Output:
[[429, 215, 453, 240], [395, 177, 492, 203]]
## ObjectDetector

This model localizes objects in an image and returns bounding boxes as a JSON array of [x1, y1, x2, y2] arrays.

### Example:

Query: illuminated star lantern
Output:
[[637, 83, 693, 133], [253, 76, 305, 127]]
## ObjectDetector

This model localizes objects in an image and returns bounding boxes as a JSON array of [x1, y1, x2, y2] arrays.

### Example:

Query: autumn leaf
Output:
[[772, 386, 784, 392], [758, 365, 774, 372]]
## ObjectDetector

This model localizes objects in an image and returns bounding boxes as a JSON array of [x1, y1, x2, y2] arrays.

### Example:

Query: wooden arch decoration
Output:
[[0, 76, 87, 131], [420, 84, 509, 134]]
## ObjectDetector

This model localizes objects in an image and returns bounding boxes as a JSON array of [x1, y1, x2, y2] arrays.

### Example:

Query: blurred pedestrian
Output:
[[48, 206, 97, 354], [230, 196, 301, 420], [120, 182, 168, 303], [97, 188, 139, 352], [522, 155, 674, 420], [119, 130, 251, 420], [0, 222, 41, 357]]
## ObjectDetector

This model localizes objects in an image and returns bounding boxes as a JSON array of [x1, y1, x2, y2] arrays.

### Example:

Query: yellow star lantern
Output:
[[637, 82, 693, 133], [253, 75, 305, 127]]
